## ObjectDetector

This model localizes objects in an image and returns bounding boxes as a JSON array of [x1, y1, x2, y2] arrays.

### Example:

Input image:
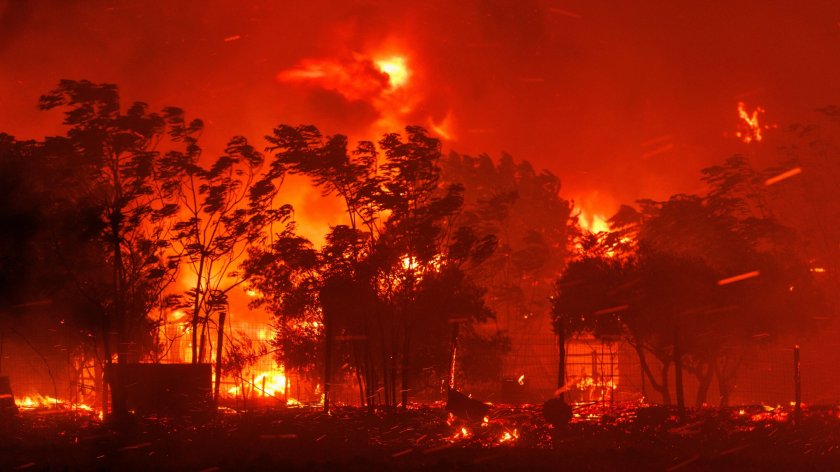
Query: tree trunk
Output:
[[191, 257, 205, 364], [389, 360, 397, 410], [694, 362, 714, 407], [213, 310, 226, 404], [633, 342, 671, 404], [557, 326, 566, 402], [198, 314, 208, 364], [352, 342, 366, 407], [400, 328, 410, 408], [380, 340, 390, 409], [99, 354, 109, 418], [375, 309, 391, 409], [660, 360, 672, 405], [323, 309, 333, 413], [716, 361, 732, 407], [448, 322, 460, 390], [365, 342, 377, 412], [110, 206, 128, 421], [673, 327, 685, 418]]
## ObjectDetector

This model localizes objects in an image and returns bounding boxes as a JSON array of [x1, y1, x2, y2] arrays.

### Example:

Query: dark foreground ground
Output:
[[2, 402, 839, 471]]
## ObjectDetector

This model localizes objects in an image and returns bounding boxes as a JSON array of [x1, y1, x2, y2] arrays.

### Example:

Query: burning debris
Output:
[[3, 402, 840, 470], [735, 102, 769, 143]]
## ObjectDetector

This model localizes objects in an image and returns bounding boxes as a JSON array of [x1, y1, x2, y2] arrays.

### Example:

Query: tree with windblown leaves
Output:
[[167, 130, 291, 403], [551, 155, 829, 407], [249, 125, 499, 412], [37, 80, 195, 419], [440, 152, 574, 394]]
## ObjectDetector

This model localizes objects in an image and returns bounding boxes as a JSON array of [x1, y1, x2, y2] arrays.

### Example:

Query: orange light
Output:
[[717, 270, 760, 286], [429, 111, 455, 140], [736, 102, 766, 143], [449, 426, 471, 442], [499, 429, 519, 443], [374, 56, 409, 89], [764, 167, 802, 186], [578, 211, 609, 234]]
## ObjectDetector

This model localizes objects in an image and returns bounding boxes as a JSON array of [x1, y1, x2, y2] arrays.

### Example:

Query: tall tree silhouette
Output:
[[37, 80, 193, 419], [553, 156, 828, 406], [258, 125, 497, 412], [168, 132, 290, 402], [441, 153, 573, 393]]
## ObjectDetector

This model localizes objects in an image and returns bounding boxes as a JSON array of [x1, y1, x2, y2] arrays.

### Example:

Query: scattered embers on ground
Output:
[[2, 402, 839, 471]]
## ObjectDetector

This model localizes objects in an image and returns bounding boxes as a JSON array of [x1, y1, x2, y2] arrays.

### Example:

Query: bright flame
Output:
[[253, 371, 286, 397], [578, 212, 610, 234], [450, 426, 471, 442], [375, 56, 409, 89], [226, 366, 289, 399], [517, 374, 525, 386], [499, 429, 519, 443], [15, 394, 96, 414], [736, 101, 766, 143], [169, 310, 186, 322], [156, 309, 311, 404], [400, 254, 443, 275], [278, 49, 455, 141], [401, 255, 416, 271]]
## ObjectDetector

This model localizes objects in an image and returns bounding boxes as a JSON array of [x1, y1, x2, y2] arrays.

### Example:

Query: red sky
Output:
[[2, 0, 840, 236]]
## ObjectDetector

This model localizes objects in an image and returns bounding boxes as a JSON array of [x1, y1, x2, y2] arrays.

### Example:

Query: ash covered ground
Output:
[[3, 402, 840, 471]]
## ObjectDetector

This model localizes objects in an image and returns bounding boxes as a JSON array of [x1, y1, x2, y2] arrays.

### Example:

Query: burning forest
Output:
[[2, 1, 840, 470]]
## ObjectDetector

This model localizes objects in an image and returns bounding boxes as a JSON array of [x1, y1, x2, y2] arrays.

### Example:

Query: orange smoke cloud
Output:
[[277, 49, 453, 141], [278, 55, 391, 102]]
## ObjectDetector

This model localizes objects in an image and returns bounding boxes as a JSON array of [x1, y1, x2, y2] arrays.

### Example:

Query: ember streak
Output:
[[2, 1, 840, 470]]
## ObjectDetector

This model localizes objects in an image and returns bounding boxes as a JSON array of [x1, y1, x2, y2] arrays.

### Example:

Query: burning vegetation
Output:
[[2, 2, 840, 470]]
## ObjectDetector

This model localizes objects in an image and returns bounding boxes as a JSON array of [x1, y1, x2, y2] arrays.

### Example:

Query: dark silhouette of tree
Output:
[[551, 255, 631, 401], [0, 134, 109, 409], [255, 125, 498, 412], [764, 117, 840, 312], [243, 228, 321, 398], [0, 135, 52, 310], [168, 132, 291, 402], [553, 155, 828, 407], [37, 80, 192, 419], [440, 152, 573, 394]]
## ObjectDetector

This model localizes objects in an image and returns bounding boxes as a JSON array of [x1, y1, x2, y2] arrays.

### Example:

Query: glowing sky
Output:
[[2, 0, 839, 231]]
